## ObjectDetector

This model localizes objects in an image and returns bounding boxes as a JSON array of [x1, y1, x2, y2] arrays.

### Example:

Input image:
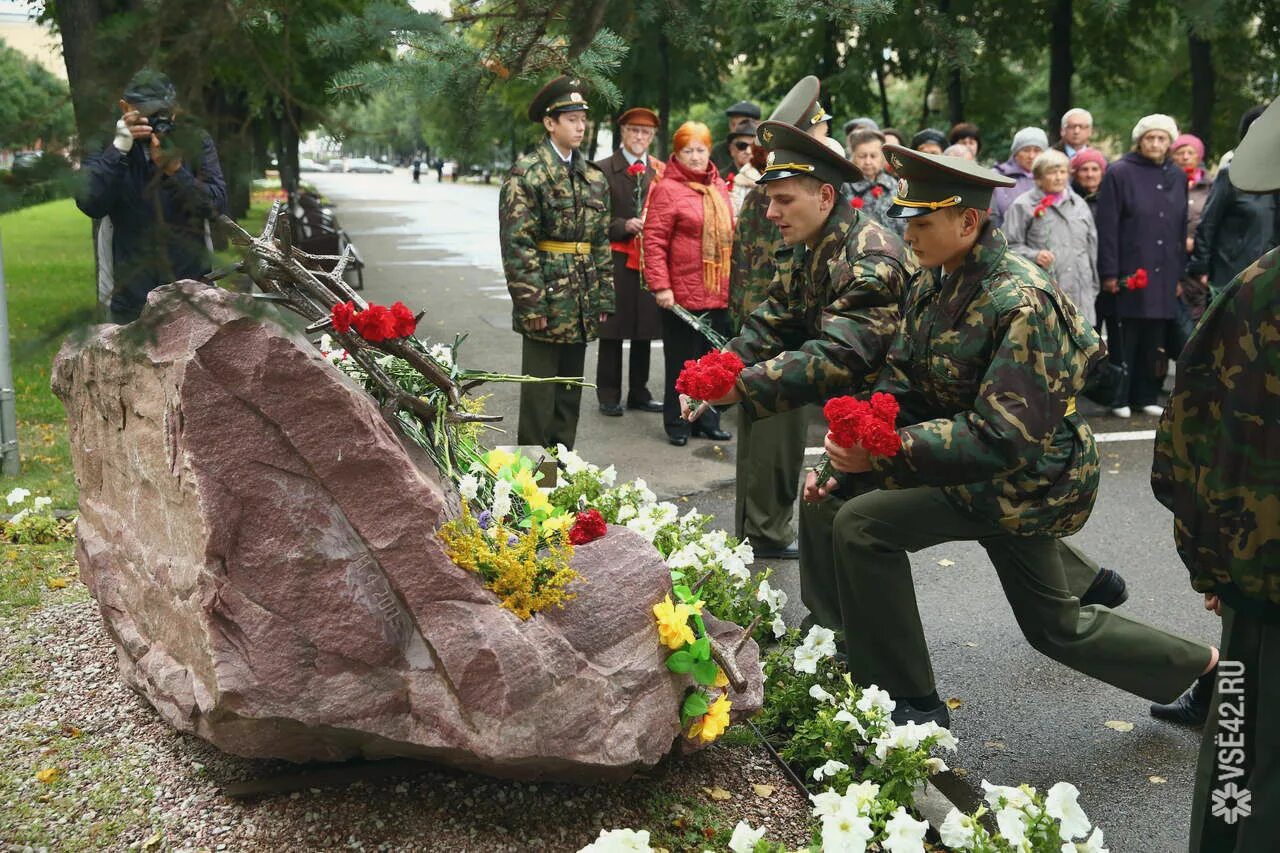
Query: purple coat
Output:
[[1094, 152, 1187, 320], [991, 158, 1035, 228]]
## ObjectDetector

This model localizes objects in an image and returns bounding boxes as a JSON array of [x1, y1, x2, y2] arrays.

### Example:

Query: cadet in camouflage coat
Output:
[[499, 76, 614, 449], [1151, 98, 1280, 853], [816, 145, 1215, 727]]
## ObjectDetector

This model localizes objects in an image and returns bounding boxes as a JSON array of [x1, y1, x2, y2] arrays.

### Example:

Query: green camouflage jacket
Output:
[[499, 139, 615, 343], [1152, 246, 1280, 617], [726, 201, 913, 418], [871, 223, 1105, 537], [728, 185, 792, 332]]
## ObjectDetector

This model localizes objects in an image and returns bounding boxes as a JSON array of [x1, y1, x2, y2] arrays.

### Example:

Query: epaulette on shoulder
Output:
[[986, 252, 1055, 315]]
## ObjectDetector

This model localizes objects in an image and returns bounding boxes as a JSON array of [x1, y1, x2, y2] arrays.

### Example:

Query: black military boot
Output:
[[891, 691, 952, 728], [1150, 666, 1215, 726], [1081, 567, 1129, 609]]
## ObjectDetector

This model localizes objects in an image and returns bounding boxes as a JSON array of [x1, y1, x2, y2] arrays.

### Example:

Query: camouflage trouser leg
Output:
[[830, 486, 1212, 700], [517, 338, 587, 450], [1190, 606, 1280, 853], [734, 406, 810, 550]]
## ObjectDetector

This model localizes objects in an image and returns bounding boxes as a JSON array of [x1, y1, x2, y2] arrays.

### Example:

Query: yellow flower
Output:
[[713, 667, 729, 689], [483, 448, 516, 473], [688, 694, 732, 743], [542, 511, 573, 533], [653, 594, 696, 649]]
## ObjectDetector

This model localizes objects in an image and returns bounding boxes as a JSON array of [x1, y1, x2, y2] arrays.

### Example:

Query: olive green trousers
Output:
[[734, 406, 810, 551], [517, 338, 587, 450], [798, 485, 1212, 702]]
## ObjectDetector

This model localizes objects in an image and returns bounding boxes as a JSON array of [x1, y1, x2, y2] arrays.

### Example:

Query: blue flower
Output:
[[477, 510, 493, 530]]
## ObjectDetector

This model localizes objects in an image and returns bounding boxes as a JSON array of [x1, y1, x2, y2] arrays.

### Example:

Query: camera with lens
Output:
[[148, 111, 176, 136]]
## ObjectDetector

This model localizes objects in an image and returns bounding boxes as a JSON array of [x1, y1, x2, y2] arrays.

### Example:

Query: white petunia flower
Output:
[[882, 806, 929, 853], [8, 508, 28, 525], [812, 759, 849, 782], [925, 757, 949, 774], [855, 685, 896, 716], [793, 644, 823, 674], [820, 806, 874, 853], [756, 579, 787, 612], [841, 780, 881, 816], [600, 465, 617, 486], [809, 788, 845, 818], [318, 333, 333, 353], [939, 809, 977, 851], [616, 504, 637, 523], [982, 780, 1035, 810], [802, 625, 837, 656], [727, 820, 766, 853], [427, 342, 454, 368], [995, 805, 1030, 849], [555, 444, 590, 476], [732, 540, 754, 565], [1046, 781, 1091, 840], [458, 474, 480, 501], [33, 496, 52, 511], [833, 709, 867, 738], [809, 684, 837, 705], [722, 553, 750, 585], [1064, 827, 1109, 853], [872, 721, 956, 761], [6, 487, 30, 507], [576, 827, 653, 853], [771, 615, 787, 639], [632, 478, 656, 504], [491, 479, 512, 520]]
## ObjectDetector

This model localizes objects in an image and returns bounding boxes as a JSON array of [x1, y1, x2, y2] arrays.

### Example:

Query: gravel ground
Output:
[[0, 590, 815, 852]]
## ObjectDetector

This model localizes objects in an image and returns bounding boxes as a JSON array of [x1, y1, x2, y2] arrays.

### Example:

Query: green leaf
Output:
[[682, 692, 710, 719], [665, 650, 695, 674], [672, 584, 694, 602], [691, 636, 711, 661], [692, 659, 720, 686]]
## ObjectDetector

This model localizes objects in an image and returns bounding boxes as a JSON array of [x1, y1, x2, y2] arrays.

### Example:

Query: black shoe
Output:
[[1151, 670, 1214, 727], [691, 425, 732, 441], [598, 403, 625, 417], [891, 699, 951, 728], [754, 539, 800, 560], [667, 434, 688, 447], [627, 399, 663, 413], [1081, 567, 1128, 609]]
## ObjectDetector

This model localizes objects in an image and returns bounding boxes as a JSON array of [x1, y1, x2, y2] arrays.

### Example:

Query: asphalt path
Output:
[[309, 170, 1217, 852]]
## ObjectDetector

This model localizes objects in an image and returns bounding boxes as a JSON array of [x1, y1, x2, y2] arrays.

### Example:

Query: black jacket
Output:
[[1188, 166, 1280, 289], [77, 131, 227, 322]]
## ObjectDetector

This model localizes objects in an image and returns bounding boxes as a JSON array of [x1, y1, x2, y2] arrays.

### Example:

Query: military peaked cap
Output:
[[756, 120, 859, 187], [528, 76, 590, 122], [769, 76, 826, 130], [883, 144, 1014, 219], [1231, 99, 1280, 193]]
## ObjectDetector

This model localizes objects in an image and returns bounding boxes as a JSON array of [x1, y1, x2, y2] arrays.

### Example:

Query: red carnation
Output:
[[569, 509, 607, 545], [626, 161, 646, 177], [823, 396, 872, 448], [1125, 268, 1149, 290], [675, 350, 744, 403], [331, 301, 356, 334], [352, 304, 399, 342], [389, 301, 417, 338], [871, 185, 884, 198], [850, 197, 865, 209], [860, 419, 902, 457], [869, 391, 899, 426]]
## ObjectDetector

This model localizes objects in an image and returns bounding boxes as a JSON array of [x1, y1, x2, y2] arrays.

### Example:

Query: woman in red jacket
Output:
[[643, 121, 735, 446]]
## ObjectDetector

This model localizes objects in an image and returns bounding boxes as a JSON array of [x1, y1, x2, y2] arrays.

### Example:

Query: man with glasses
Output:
[[594, 108, 665, 416], [711, 100, 762, 176], [1054, 108, 1099, 159]]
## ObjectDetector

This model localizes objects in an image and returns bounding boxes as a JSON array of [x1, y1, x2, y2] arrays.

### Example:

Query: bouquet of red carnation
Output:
[[569, 509, 607, 545], [1124, 268, 1149, 290], [330, 300, 418, 342], [815, 392, 901, 483], [675, 350, 744, 406]]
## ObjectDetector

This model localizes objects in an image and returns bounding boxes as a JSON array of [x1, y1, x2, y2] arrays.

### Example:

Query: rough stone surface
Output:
[[51, 282, 762, 782]]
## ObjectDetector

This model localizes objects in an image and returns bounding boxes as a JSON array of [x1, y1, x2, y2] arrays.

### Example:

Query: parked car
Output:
[[346, 157, 394, 174], [326, 159, 346, 172], [298, 158, 323, 173]]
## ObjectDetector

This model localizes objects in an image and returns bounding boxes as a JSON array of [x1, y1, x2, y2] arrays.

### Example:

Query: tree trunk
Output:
[[920, 64, 936, 129], [54, 0, 137, 148], [875, 58, 891, 127], [1188, 30, 1214, 158], [657, 31, 671, 160], [819, 21, 840, 116], [947, 69, 963, 126], [1048, 0, 1073, 143]]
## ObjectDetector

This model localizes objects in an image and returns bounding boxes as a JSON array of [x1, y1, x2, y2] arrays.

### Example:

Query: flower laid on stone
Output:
[[652, 594, 698, 650], [1124, 268, 1150, 290], [568, 509, 608, 545], [674, 350, 744, 405], [330, 300, 418, 342]]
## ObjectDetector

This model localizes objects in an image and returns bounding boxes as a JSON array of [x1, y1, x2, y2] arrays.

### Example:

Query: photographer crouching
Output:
[[77, 69, 227, 324]]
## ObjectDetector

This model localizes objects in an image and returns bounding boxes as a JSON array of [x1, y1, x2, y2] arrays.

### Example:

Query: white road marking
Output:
[[802, 428, 1157, 456]]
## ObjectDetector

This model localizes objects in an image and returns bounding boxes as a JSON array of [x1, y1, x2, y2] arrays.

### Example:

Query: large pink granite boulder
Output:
[[51, 282, 762, 781]]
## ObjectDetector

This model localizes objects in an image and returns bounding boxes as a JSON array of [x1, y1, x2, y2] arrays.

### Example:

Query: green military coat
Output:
[[870, 223, 1105, 537], [498, 139, 615, 344], [726, 201, 914, 418], [728, 185, 791, 332]]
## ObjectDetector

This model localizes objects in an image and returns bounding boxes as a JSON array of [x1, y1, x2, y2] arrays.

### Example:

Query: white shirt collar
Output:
[[622, 149, 645, 166]]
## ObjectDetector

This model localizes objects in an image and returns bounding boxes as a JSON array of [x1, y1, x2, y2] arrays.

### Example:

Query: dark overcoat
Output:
[[595, 148, 662, 341]]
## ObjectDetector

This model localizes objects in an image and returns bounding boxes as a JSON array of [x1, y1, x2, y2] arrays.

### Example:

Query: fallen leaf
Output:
[[1104, 720, 1135, 732], [952, 768, 969, 777], [963, 642, 978, 648], [1149, 775, 1167, 784], [141, 831, 163, 850], [61, 725, 81, 739], [937, 559, 955, 567], [752, 783, 775, 798], [35, 767, 61, 783], [945, 697, 963, 710], [702, 786, 732, 801], [46, 577, 69, 590], [984, 740, 1005, 750]]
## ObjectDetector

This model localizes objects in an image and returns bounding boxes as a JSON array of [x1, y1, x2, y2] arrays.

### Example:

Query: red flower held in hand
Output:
[[569, 509, 607, 545], [626, 161, 646, 177], [675, 351, 745, 403], [331, 301, 356, 334], [389, 301, 418, 338], [850, 197, 865, 209], [822, 392, 902, 457], [352, 304, 399, 342], [871, 185, 884, 199], [1125, 268, 1150, 290]]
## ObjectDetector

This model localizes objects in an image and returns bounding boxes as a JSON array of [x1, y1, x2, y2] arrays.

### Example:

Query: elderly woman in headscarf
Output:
[[643, 121, 735, 446]]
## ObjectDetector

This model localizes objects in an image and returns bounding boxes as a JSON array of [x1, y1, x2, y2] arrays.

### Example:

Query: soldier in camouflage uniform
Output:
[[814, 145, 1217, 727], [1151, 99, 1280, 853], [499, 76, 614, 449], [728, 76, 828, 560]]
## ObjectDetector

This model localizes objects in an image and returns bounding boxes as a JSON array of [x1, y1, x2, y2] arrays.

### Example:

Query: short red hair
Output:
[[672, 121, 712, 152]]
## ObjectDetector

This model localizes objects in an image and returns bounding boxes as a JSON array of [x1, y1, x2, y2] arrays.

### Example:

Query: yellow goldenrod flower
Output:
[[653, 594, 696, 649], [688, 693, 732, 743]]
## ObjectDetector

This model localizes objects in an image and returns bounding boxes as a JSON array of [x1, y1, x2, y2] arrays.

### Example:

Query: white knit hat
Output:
[[1010, 127, 1049, 156], [1131, 114, 1179, 144]]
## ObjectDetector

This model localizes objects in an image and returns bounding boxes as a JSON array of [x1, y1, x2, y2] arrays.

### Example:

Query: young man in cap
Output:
[[809, 144, 1219, 726], [594, 107, 664, 418], [727, 77, 840, 561], [499, 75, 614, 450], [1152, 97, 1280, 853], [711, 100, 762, 176], [77, 68, 228, 324]]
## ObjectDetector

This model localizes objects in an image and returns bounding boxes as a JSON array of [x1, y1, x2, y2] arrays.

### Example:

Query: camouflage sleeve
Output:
[[590, 174, 615, 315], [734, 254, 904, 418], [499, 167, 545, 320], [873, 291, 1072, 487], [726, 276, 807, 368]]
